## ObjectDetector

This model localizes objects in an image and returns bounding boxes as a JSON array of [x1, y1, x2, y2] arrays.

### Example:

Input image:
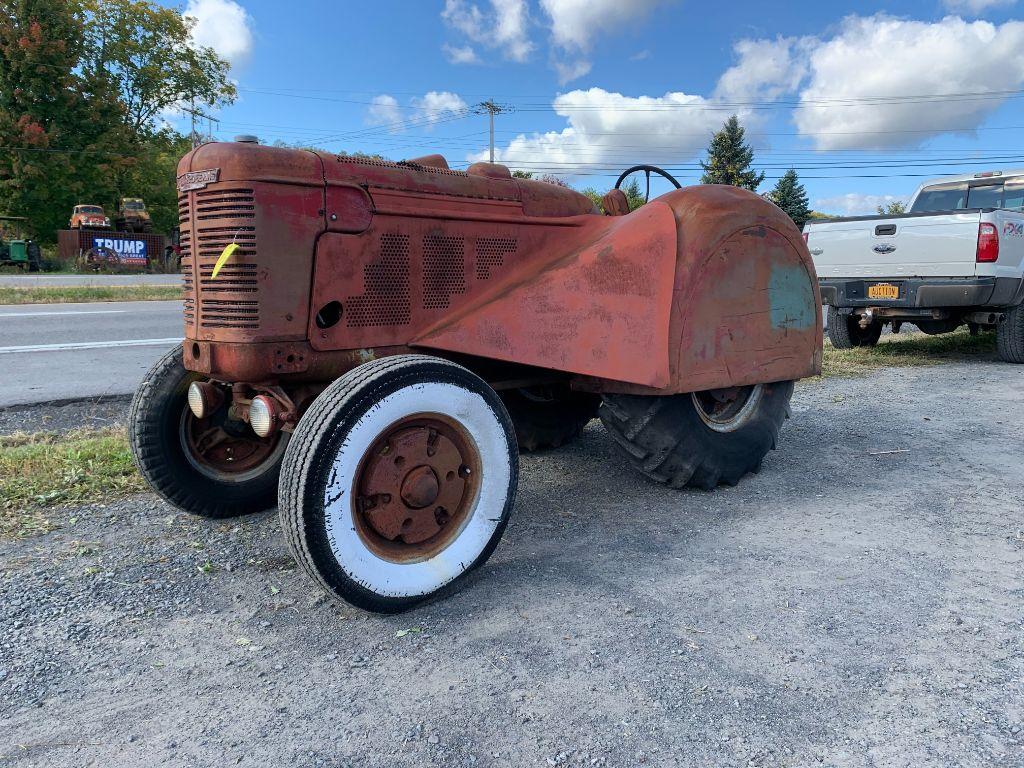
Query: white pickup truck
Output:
[[805, 169, 1024, 362]]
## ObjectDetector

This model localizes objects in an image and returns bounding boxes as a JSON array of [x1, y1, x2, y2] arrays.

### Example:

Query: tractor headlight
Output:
[[249, 395, 278, 437], [187, 381, 223, 420]]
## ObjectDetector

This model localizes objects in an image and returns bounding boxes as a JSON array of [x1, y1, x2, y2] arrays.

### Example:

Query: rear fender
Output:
[[665, 185, 822, 392]]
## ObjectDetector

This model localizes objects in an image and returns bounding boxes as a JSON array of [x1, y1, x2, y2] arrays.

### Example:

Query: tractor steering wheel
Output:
[[614, 165, 682, 204]]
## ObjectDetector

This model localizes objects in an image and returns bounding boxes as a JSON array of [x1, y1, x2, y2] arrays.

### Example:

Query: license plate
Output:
[[867, 283, 900, 299]]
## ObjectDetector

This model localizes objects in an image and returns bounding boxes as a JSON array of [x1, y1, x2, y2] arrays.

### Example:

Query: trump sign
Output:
[[91, 236, 148, 264]]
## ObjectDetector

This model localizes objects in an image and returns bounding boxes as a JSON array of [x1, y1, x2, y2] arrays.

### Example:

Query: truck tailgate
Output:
[[809, 212, 982, 279]]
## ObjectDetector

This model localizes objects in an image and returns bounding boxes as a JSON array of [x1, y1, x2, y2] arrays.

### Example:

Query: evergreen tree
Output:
[[700, 115, 765, 191], [767, 169, 811, 229]]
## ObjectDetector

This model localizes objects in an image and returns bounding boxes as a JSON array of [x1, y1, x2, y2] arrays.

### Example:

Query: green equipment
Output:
[[0, 216, 41, 271]]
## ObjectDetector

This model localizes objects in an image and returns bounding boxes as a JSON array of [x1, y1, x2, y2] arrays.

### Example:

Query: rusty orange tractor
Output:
[[129, 140, 821, 613]]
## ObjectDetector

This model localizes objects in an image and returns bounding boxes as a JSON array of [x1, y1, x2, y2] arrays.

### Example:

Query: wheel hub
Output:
[[356, 419, 477, 553], [691, 384, 764, 433]]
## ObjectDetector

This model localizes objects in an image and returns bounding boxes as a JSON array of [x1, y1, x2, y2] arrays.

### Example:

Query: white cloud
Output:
[[538, 0, 668, 83], [442, 43, 481, 64], [719, 15, 1024, 150], [539, 0, 666, 51], [413, 91, 470, 123], [553, 59, 592, 85], [367, 95, 401, 128], [795, 16, 1024, 149], [184, 0, 253, 66], [441, 0, 533, 62], [366, 92, 469, 132], [481, 88, 732, 179], [942, 0, 1016, 14], [715, 37, 809, 102], [813, 193, 906, 216]]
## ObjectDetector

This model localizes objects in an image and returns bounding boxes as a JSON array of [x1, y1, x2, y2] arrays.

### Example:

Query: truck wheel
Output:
[[827, 306, 881, 348], [600, 381, 794, 489], [129, 346, 288, 518], [279, 355, 518, 613], [499, 385, 600, 451], [997, 303, 1024, 363]]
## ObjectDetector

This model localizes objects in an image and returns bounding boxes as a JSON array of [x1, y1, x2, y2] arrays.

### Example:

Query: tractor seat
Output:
[[601, 189, 630, 216], [467, 162, 512, 179]]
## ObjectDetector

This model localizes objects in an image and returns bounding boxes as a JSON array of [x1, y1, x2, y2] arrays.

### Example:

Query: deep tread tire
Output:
[[827, 305, 881, 348], [128, 346, 285, 518], [278, 355, 519, 614], [997, 303, 1024, 363], [600, 381, 794, 489], [499, 386, 600, 451]]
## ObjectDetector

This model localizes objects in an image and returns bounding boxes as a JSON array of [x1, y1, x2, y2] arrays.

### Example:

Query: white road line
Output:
[[0, 338, 180, 354], [0, 309, 129, 318]]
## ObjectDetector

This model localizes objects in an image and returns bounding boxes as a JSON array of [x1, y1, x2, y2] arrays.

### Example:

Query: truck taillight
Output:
[[976, 222, 999, 263], [802, 232, 809, 244]]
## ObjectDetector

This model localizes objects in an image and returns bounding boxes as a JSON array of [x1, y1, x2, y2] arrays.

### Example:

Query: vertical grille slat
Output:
[[181, 188, 261, 332]]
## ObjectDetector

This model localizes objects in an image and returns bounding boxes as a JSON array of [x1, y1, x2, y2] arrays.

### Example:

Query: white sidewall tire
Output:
[[323, 381, 510, 598], [279, 355, 519, 613]]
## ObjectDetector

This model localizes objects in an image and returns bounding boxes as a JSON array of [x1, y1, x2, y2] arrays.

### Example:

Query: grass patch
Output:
[[821, 328, 997, 378], [0, 285, 182, 305], [0, 428, 145, 539]]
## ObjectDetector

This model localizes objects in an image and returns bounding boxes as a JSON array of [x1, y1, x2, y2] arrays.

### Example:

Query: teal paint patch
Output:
[[768, 263, 815, 331]]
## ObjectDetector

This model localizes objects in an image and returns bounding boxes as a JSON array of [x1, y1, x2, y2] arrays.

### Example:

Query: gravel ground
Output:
[[2, 362, 1023, 768]]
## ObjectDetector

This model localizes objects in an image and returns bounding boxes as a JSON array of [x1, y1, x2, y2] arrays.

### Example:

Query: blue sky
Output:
[[176, 0, 1024, 214]]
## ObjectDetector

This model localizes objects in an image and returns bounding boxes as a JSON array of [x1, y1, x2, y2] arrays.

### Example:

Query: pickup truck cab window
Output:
[[966, 183, 1004, 210], [910, 182, 967, 212]]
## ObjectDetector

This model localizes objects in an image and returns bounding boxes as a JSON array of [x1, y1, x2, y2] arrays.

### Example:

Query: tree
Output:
[[80, 0, 236, 136], [767, 169, 811, 229], [0, 0, 237, 242], [0, 0, 123, 238], [877, 200, 906, 215], [700, 115, 764, 191]]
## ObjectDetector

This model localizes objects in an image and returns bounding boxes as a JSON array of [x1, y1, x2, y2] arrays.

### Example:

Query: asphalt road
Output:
[[0, 273, 181, 287], [0, 300, 182, 407], [3, 359, 1022, 767]]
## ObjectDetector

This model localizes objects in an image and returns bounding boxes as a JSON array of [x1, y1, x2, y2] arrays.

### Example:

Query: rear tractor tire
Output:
[[500, 385, 600, 451], [827, 306, 881, 349], [997, 302, 1024, 363], [129, 346, 288, 518], [278, 355, 518, 613], [600, 381, 794, 489]]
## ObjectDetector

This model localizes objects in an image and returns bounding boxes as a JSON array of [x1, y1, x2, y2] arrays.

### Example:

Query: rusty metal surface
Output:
[[354, 415, 479, 561], [177, 143, 820, 396]]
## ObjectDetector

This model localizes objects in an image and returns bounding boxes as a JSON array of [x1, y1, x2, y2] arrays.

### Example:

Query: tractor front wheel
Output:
[[500, 385, 600, 451], [129, 346, 288, 518], [600, 381, 794, 489], [278, 355, 518, 613]]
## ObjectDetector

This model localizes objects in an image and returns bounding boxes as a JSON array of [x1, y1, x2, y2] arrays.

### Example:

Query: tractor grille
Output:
[[180, 187, 261, 332]]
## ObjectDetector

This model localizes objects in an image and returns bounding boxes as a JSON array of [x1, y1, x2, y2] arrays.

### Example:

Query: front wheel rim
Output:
[[178, 406, 285, 483], [691, 384, 764, 433], [353, 414, 481, 563]]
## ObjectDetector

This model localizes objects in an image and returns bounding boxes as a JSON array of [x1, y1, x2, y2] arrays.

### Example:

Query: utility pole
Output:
[[472, 100, 512, 163]]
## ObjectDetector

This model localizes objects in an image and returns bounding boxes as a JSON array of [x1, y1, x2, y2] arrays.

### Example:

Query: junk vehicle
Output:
[[115, 197, 154, 233], [69, 204, 111, 229], [129, 140, 821, 613], [805, 169, 1024, 361], [0, 216, 41, 271]]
